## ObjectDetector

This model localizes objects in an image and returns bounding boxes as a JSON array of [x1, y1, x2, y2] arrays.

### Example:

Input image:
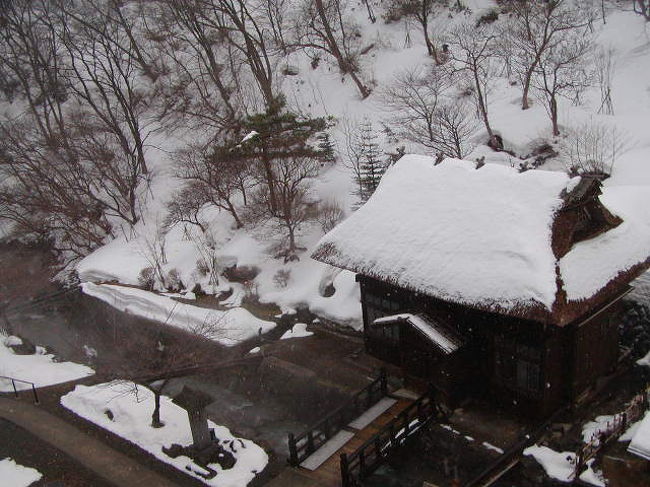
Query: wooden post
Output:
[[31, 384, 39, 404], [380, 368, 388, 396], [288, 433, 298, 466], [307, 430, 315, 455], [340, 452, 350, 487], [11, 379, 18, 398]]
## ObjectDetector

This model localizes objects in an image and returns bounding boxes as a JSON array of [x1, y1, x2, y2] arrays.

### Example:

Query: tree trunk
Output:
[[314, 0, 371, 99], [226, 199, 243, 229], [151, 391, 164, 428], [473, 68, 497, 147], [550, 96, 560, 136], [521, 65, 535, 110], [261, 145, 277, 214]]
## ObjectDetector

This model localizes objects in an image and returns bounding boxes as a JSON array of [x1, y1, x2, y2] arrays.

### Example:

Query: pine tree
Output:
[[317, 132, 337, 164], [213, 98, 333, 215], [358, 119, 386, 202]]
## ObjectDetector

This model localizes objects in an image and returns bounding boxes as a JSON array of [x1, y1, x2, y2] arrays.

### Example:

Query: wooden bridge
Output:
[[273, 373, 442, 487]]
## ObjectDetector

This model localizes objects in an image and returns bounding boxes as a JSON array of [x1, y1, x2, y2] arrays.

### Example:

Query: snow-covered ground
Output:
[[61, 381, 267, 487], [0, 458, 42, 487], [81, 283, 274, 346], [0, 333, 93, 392]]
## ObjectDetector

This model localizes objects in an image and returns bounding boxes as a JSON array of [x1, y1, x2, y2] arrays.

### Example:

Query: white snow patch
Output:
[[0, 333, 94, 392], [524, 445, 576, 482], [280, 323, 314, 340], [0, 458, 42, 487], [4, 336, 22, 347], [628, 411, 650, 460], [81, 283, 274, 346], [61, 381, 268, 487], [482, 441, 504, 454], [524, 445, 604, 486]]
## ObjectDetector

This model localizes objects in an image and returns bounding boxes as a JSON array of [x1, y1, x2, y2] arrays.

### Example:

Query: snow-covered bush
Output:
[[138, 267, 156, 291], [165, 268, 184, 293], [273, 269, 291, 288]]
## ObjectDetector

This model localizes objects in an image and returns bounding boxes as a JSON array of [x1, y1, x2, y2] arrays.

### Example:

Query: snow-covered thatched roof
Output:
[[312, 155, 650, 325]]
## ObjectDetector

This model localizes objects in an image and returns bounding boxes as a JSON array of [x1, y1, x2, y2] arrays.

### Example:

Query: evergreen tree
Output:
[[208, 99, 334, 259], [358, 119, 386, 202], [317, 131, 337, 164], [212, 99, 333, 215]]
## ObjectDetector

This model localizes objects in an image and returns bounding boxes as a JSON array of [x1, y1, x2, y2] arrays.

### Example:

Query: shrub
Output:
[[316, 201, 345, 234], [138, 267, 156, 290], [273, 269, 291, 288], [166, 268, 184, 292]]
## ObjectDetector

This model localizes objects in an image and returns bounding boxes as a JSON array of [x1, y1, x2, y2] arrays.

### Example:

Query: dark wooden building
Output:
[[312, 156, 650, 417]]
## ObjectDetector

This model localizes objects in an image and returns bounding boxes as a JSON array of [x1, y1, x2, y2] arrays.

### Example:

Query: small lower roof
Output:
[[373, 313, 463, 355]]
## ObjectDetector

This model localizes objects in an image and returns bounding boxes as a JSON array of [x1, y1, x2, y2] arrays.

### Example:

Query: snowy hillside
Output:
[[2, 0, 650, 331]]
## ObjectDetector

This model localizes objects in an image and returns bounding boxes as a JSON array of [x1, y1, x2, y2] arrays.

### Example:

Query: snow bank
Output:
[[0, 458, 42, 487], [524, 445, 605, 486], [81, 283, 274, 346], [61, 381, 267, 487], [314, 156, 569, 311], [0, 334, 94, 392]]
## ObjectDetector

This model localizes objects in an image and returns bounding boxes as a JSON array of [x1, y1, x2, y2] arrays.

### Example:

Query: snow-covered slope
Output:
[[75, 3, 650, 330]]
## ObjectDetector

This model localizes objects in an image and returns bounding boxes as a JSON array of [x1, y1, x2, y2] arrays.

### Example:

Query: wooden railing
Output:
[[287, 368, 388, 466], [0, 376, 39, 404], [340, 389, 441, 487], [572, 383, 649, 480]]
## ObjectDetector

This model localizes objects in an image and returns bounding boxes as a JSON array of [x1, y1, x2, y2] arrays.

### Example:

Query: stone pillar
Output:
[[172, 386, 214, 451]]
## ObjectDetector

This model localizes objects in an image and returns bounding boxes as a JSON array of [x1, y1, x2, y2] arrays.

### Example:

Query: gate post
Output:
[[380, 368, 388, 396], [288, 433, 298, 466], [340, 452, 350, 487]]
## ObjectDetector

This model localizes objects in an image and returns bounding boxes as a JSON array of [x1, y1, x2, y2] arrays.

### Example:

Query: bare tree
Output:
[[148, 0, 238, 128], [382, 66, 448, 150], [532, 32, 593, 136], [165, 183, 209, 233], [560, 120, 628, 176], [502, 0, 597, 110], [433, 101, 479, 159], [174, 144, 251, 229], [264, 0, 290, 52], [384, 0, 445, 63], [246, 155, 320, 261], [0, 1, 122, 255], [294, 0, 372, 99], [447, 21, 499, 148], [340, 119, 365, 199], [202, 0, 281, 109], [596, 46, 615, 115]]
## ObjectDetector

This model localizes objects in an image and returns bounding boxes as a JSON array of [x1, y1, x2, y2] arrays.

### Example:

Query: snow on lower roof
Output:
[[374, 313, 462, 354], [313, 156, 570, 312], [560, 184, 650, 301], [628, 410, 650, 461]]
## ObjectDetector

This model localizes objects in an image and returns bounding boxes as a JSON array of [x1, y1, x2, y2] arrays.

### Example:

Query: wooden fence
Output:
[[572, 384, 649, 479], [287, 368, 388, 466]]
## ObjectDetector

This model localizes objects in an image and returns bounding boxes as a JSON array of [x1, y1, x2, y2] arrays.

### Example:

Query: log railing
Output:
[[287, 368, 388, 466]]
